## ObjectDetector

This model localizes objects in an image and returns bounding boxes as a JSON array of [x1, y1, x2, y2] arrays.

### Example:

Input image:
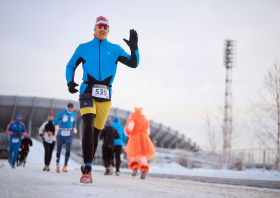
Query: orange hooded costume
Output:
[[124, 108, 156, 174]]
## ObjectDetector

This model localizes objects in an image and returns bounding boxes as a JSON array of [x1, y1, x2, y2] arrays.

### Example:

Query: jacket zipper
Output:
[[99, 40, 101, 81]]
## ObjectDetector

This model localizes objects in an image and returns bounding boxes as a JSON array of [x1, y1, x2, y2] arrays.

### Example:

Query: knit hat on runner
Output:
[[95, 16, 109, 26]]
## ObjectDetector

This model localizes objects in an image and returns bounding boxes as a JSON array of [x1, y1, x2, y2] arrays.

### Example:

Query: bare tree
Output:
[[201, 111, 218, 154], [249, 60, 280, 170], [202, 106, 240, 169]]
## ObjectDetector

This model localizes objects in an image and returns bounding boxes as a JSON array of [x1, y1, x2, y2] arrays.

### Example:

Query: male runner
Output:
[[6, 114, 26, 169], [53, 103, 77, 173], [65, 16, 139, 183]]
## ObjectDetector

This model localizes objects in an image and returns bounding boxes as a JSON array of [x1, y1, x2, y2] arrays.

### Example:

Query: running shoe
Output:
[[140, 171, 146, 179], [62, 165, 67, 172], [43, 166, 48, 171], [132, 168, 138, 177], [80, 164, 85, 173], [115, 171, 120, 176], [104, 168, 110, 175], [56, 164, 60, 173], [11, 165, 15, 169], [80, 166, 92, 183], [109, 165, 113, 175]]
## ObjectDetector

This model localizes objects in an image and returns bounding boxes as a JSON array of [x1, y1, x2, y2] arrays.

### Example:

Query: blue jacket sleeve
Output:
[[66, 45, 83, 84], [122, 126, 127, 142], [53, 112, 63, 125], [118, 47, 139, 68], [6, 121, 14, 134], [73, 115, 77, 129]]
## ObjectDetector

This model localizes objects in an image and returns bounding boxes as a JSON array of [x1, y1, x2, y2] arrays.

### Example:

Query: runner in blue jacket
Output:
[[6, 113, 26, 168], [53, 103, 77, 173], [65, 16, 139, 183], [111, 116, 127, 176]]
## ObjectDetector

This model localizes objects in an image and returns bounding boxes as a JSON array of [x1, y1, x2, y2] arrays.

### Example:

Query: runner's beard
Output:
[[95, 29, 109, 40]]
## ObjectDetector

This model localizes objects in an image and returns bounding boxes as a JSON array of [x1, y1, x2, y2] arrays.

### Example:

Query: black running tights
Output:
[[82, 114, 101, 164]]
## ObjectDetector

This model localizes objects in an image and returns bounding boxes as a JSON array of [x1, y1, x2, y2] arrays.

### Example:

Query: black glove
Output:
[[123, 29, 138, 50], [68, 81, 79, 94], [13, 132, 22, 136]]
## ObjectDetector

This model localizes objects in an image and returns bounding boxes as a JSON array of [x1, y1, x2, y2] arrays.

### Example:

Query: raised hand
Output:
[[123, 29, 138, 50]]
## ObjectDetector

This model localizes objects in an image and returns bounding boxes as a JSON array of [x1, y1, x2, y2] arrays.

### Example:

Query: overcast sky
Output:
[[1, 0, 280, 150]]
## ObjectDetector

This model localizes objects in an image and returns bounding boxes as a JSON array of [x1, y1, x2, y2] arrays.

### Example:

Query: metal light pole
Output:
[[223, 40, 236, 164]]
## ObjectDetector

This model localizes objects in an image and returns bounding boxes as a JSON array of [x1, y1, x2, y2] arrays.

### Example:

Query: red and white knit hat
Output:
[[95, 16, 109, 26]]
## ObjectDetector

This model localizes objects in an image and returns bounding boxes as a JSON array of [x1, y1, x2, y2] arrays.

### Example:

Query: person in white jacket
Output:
[[39, 112, 58, 171]]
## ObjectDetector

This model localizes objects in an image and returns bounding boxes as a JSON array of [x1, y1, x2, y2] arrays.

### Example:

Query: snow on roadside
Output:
[[22, 138, 280, 180], [149, 162, 280, 180], [26, 138, 81, 170]]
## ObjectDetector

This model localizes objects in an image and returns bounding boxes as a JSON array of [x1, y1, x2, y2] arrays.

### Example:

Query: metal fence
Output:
[[229, 148, 279, 169], [192, 148, 280, 170]]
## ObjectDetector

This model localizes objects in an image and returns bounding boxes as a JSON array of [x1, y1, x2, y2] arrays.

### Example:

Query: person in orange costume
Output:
[[124, 107, 156, 179]]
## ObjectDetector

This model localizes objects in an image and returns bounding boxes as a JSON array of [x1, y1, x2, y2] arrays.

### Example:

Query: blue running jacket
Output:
[[66, 37, 139, 101], [53, 109, 77, 136]]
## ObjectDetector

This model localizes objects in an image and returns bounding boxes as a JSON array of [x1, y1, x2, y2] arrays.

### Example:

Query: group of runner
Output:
[[38, 103, 77, 172], [6, 103, 77, 172], [6, 15, 156, 183], [100, 116, 126, 176]]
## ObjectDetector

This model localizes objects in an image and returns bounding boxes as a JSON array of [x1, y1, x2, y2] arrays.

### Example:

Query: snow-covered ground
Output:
[[0, 138, 280, 197], [21, 138, 280, 181], [149, 162, 280, 181], [24, 138, 81, 170], [1, 160, 280, 198]]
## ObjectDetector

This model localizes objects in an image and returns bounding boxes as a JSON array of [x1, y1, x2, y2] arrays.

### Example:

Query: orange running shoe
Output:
[[56, 164, 60, 173], [62, 165, 67, 172]]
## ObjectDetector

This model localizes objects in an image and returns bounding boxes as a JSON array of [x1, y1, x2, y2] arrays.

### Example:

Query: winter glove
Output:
[[67, 81, 79, 94], [13, 132, 22, 136], [123, 29, 138, 51], [73, 128, 77, 134]]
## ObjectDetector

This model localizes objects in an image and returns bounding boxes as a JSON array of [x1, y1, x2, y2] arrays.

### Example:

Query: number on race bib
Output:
[[92, 87, 109, 99], [12, 138, 19, 143], [61, 130, 71, 136]]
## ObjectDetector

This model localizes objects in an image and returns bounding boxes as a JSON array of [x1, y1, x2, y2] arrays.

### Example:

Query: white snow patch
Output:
[[25, 138, 81, 170], [150, 162, 280, 180]]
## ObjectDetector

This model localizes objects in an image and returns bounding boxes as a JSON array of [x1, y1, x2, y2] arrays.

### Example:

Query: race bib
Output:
[[45, 139, 53, 144], [92, 87, 109, 99], [61, 130, 71, 136], [12, 138, 19, 143]]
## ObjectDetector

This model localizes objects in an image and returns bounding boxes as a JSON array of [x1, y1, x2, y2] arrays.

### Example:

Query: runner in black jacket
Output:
[[17, 134, 32, 167], [100, 118, 120, 175]]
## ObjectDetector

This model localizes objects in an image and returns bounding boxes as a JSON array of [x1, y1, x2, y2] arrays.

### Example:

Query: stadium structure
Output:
[[0, 95, 199, 159]]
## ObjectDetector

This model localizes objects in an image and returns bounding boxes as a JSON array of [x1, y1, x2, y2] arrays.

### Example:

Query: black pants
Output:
[[113, 145, 122, 172], [20, 151, 28, 163], [102, 146, 114, 168], [82, 114, 101, 165], [43, 140, 55, 166], [17, 150, 28, 165]]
